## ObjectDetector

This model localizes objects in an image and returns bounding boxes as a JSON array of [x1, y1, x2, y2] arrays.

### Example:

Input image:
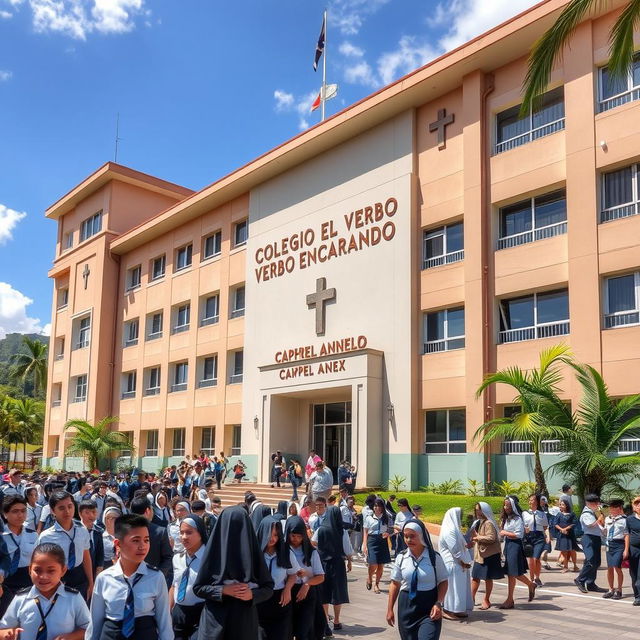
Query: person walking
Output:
[[309, 462, 333, 501], [271, 451, 284, 488], [523, 494, 550, 586], [469, 502, 503, 610], [554, 498, 579, 572], [627, 495, 640, 606], [363, 498, 392, 594], [288, 459, 304, 501], [575, 494, 607, 593]]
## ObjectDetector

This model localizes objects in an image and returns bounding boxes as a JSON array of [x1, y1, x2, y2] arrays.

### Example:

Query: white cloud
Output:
[[0, 282, 48, 339], [0, 9, 12, 18], [273, 89, 321, 130], [339, 41, 363, 58], [0, 70, 12, 81], [0, 204, 26, 244], [329, 0, 390, 35], [377, 35, 436, 86], [344, 60, 377, 87], [273, 89, 294, 112]]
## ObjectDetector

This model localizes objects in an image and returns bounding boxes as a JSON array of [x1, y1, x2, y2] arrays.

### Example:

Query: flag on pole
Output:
[[310, 84, 338, 112], [313, 14, 326, 71], [311, 92, 321, 112]]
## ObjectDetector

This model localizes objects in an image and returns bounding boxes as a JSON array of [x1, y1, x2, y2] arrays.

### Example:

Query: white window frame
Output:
[[231, 424, 241, 456], [122, 371, 137, 399], [203, 231, 222, 260], [76, 316, 91, 349], [604, 271, 640, 329], [201, 294, 220, 326], [423, 307, 465, 353], [63, 232, 73, 250], [234, 220, 248, 247], [147, 312, 163, 340], [230, 286, 245, 318], [80, 211, 102, 242], [73, 374, 88, 403], [201, 427, 215, 457], [170, 361, 189, 393], [57, 288, 69, 310], [422, 223, 464, 269], [144, 430, 159, 457], [145, 367, 161, 396], [172, 303, 190, 334], [229, 350, 243, 384], [124, 318, 139, 346], [126, 265, 141, 292], [151, 255, 166, 281], [54, 337, 65, 361], [425, 409, 467, 454], [199, 355, 218, 388], [172, 428, 186, 457], [601, 163, 640, 223], [598, 54, 640, 112], [175, 244, 193, 272], [52, 383, 62, 407]]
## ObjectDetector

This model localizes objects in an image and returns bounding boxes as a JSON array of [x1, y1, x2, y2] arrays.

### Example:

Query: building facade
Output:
[[44, 0, 640, 490]]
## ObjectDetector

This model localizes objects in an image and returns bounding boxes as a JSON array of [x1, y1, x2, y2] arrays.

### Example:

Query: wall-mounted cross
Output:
[[429, 108, 455, 150], [82, 264, 90, 290], [306, 277, 336, 336]]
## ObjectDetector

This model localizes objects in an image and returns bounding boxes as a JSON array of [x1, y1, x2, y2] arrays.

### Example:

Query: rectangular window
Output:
[[497, 190, 567, 249], [151, 255, 166, 281], [122, 371, 136, 399], [425, 409, 466, 454], [231, 424, 241, 456], [144, 430, 159, 457], [175, 244, 193, 271], [73, 375, 88, 403], [234, 220, 248, 247], [230, 286, 245, 318], [80, 211, 102, 242], [201, 294, 220, 326], [199, 355, 218, 388], [55, 337, 65, 361], [422, 222, 464, 269], [145, 367, 161, 396], [172, 303, 190, 334], [599, 53, 640, 112], [203, 231, 222, 259], [64, 232, 73, 250], [77, 316, 91, 349], [124, 319, 139, 346], [604, 272, 640, 328], [495, 87, 565, 154], [126, 265, 141, 291], [201, 427, 215, 456], [172, 428, 186, 456], [423, 307, 465, 353], [57, 288, 69, 310], [499, 289, 570, 343], [52, 383, 62, 407], [601, 163, 639, 222], [147, 312, 163, 340], [229, 350, 243, 384], [171, 362, 188, 392]]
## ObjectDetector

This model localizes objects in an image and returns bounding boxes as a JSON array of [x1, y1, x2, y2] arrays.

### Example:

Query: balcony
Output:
[[71, 395, 86, 404], [495, 118, 565, 155], [198, 378, 217, 388], [171, 324, 190, 335], [600, 202, 639, 223], [497, 221, 567, 251], [423, 338, 465, 353], [147, 331, 162, 341], [618, 438, 640, 453], [599, 87, 640, 113], [144, 387, 160, 397], [121, 391, 136, 400], [604, 311, 639, 329], [52, 400, 61, 407], [144, 449, 158, 456], [423, 250, 464, 270], [229, 374, 243, 384], [170, 382, 188, 393], [230, 308, 245, 319], [201, 315, 219, 327], [499, 320, 570, 344], [501, 439, 561, 454], [54, 354, 64, 361], [124, 339, 138, 348]]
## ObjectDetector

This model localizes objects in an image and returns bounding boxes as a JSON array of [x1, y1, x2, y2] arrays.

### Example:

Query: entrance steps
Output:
[[213, 482, 307, 509]]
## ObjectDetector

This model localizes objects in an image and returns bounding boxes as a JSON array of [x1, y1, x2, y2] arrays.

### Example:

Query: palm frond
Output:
[[476, 367, 528, 399], [607, 0, 640, 78]]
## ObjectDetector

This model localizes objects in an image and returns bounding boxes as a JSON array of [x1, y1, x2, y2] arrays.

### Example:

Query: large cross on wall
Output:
[[306, 277, 336, 336], [429, 108, 454, 150]]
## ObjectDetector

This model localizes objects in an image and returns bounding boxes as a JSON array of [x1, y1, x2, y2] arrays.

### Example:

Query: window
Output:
[[203, 231, 222, 259], [604, 272, 640, 328], [497, 190, 567, 249], [124, 319, 139, 346], [63, 232, 73, 250], [73, 375, 88, 403], [147, 312, 163, 340], [51, 436, 60, 458], [422, 223, 464, 269], [171, 362, 188, 392], [54, 337, 65, 361], [230, 286, 245, 318], [599, 53, 640, 112], [144, 430, 159, 456], [172, 303, 190, 334], [201, 294, 220, 326], [122, 371, 137, 399], [80, 211, 102, 242], [199, 355, 218, 388], [175, 244, 193, 271], [495, 87, 565, 154], [57, 288, 68, 310], [423, 307, 465, 353], [151, 255, 166, 281], [425, 409, 466, 454], [126, 265, 141, 291], [231, 424, 241, 456], [76, 316, 91, 349], [234, 220, 248, 247], [172, 429, 186, 457], [51, 383, 62, 407], [229, 350, 243, 384], [499, 289, 570, 343], [119, 432, 133, 458], [144, 367, 161, 396], [201, 427, 215, 457], [601, 163, 640, 222]]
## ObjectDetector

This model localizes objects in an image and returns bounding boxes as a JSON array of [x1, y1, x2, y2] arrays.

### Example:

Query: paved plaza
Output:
[[339, 561, 637, 639]]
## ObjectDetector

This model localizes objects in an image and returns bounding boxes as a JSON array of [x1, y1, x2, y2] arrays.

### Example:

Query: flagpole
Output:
[[321, 8, 327, 121]]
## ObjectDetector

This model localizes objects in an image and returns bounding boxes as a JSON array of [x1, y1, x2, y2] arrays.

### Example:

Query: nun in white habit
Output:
[[438, 507, 473, 619]]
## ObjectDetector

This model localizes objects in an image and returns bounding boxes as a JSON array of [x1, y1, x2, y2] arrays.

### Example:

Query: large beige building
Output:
[[44, 0, 640, 490]]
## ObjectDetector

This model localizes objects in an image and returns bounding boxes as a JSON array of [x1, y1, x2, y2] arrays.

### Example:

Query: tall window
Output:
[[422, 223, 464, 269], [201, 294, 220, 326], [144, 430, 159, 456], [145, 367, 161, 396], [497, 190, 567, 249], [55, 337, 65, 361], [175, 244, 193, 271], [229, 350, 243, 384], [63, 232, 73, 250], [51, 383, 62, 407], [425, 409, 466, 454], [495, 87, 565, 154], [203, 231, 222, 259], [171, 362, 188, 392], [124, 319, 139, 346], [499, 289, 570, 343], [147, 312, 163, 340], [126, 265, 141, 291], [231, 425, 242, 456], [604, 272, 640, 329], [172, 429, 186, 456], [73, 375, 88, 403], [423, 307, 465, 353], [151, 255, 166, 281], [122, 371, 136, 399], [599, 53, 640, 112], [201, 427, 215, 457], [601, 163, 639, 222], [230, 286, 245, 318], [199, 355, 218, 388], [172, 303, 190, 334], [57, 288, 69, 310], [234, 220, 248, 247], [80, 211, 102, 242], [76, 316, 91, 349]]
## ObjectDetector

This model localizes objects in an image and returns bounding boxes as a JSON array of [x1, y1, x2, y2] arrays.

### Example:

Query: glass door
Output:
[[312, 401, 352, 472]]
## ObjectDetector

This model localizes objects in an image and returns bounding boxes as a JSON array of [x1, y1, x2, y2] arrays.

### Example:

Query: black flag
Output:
[[313, 14, 325, 71]]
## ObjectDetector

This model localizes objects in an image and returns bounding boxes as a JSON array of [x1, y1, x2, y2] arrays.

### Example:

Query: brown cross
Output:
[[82, 264, 90, 290], [429, 108, 454, 150], [306, 277, 336, 336]]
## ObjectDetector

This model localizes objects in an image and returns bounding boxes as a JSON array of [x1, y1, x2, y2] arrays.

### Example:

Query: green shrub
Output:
[[466, 478, 485, 496], [388, 474, 407, 492]]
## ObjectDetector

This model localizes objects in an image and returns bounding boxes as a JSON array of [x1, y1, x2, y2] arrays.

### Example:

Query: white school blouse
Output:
[[171, 545, 205, 606], [290, 546, 325, 585], [0, 525, 38, 572], [390, 549, 447, 592], [37, 521, 91, 570], [604, 515, 628, 541], [264, 549, 301, 590], [363, 515, 392, 536], [502, 516, 524, 539], [522, 509, 549, 532]]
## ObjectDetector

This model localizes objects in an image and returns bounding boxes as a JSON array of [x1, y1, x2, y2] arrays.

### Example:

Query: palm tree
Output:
[[0, 397, 25, 464], [10, 397, 44, 464], [522, 1, 640, 113], [552, 362, 640, 501], [64, 417, 134, 471], [475, 344, 574, 496], [10, 337, 48, 396]]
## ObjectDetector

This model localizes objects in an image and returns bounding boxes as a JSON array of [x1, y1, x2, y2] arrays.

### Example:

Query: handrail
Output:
[[495, 118, 565, 154]]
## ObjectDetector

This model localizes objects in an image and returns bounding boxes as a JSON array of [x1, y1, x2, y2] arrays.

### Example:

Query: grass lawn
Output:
[[353, 492, 505, 526]]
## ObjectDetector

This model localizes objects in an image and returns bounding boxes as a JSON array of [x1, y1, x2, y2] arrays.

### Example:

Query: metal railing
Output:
[[124, 338, 138, 347], [229, 374, 243, 384], [171, 324, 190, 334], [172, 448, 185, 457], [230, 308, 245, 319], [121, 391, 136, 399], [231, 447, 241, 456], [501, 439, 561, 454], [495, 118, 565, 154], [599, 87, 640, 113], [71, 395, 87, 404], [144, 387, 160, 397], [75, 339, 89, 349], [619, 438, 640, 453], [201, 315, 219, 327], [144, 449, 158, 457], [170, 382, 188, 393], [497, 221, 567, 250], [52, 400, 61, 407], [600, 202, 638, 223], [55, 354, 64, 361], [198, 378, 217, 388], [499, 320, 570, 344], [147, 331, 162, 341], [423, 250, 464, 270], [423, 337, 465, 353], [604, 311, 640, 329]]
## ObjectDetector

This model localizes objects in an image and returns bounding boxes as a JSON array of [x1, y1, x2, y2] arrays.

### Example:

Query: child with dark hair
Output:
[[78, 501, 105, 579]]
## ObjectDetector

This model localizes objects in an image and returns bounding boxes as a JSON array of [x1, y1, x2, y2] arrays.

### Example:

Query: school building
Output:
[[43, 0, 640, 490]]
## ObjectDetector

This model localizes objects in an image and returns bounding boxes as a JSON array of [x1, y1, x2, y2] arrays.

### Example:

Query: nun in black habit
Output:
[[251, 504, 273, 530], [193, 505, 274, 640], [274, 500, 289, 520]]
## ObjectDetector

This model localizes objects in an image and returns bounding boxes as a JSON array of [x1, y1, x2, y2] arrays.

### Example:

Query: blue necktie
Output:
[[122, 573, 143, 637], [35, 593, 58, 640], [530, 510, 537, 532], [409, 556, 422, 601], [607, 517, 616, 546], [65, 529, 76, 570], [177, 556, 194, 602], [8, 534, 20, 575]]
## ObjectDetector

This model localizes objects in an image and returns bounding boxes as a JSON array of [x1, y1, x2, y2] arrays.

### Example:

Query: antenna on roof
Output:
[[114, 113, 122, 163]]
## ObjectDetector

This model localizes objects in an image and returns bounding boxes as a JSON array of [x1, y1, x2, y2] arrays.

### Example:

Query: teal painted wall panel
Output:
[[228, 455, 258, 482], [491, 454, 564, 491]]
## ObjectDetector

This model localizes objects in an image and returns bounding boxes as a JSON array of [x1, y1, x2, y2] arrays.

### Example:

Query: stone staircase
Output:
[[213, 482, 307, 509]]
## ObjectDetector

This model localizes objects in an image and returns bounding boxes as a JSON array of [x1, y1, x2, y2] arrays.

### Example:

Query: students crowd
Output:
[[0, 461, 637, 640]]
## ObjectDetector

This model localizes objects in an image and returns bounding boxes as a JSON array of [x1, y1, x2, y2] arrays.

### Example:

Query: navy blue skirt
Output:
[[397, 587, 441, 640], [367, 534, 391, 565], [606, 539, 625, 568], [503, 538, 527, 577], [525, 531, 546, 559], [471, 552, 504, 581]]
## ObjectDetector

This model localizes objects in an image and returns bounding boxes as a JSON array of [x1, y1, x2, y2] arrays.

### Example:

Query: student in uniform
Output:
[[101, 507, 122, 570], [627, 495, 640, 606], [24, 489, 41, 533], [250, 504, 273, 531], [86, 514, 172, 640], [554, 497, 579, 572], [151, 493, 171, 528], [308, 497, 327, 534], [362, 498, 392, 593], [386, 519, 448, 640], [0, 496, 38, 616], [168, 501, 190, 554], [0, 542, 90, 640], [37, 490, 93, 600], [575, 493, 607, 593], [91, 483, 108, 524], [78, 501, 105, 579], [469, 502, 503, 610], [193, 505, 274, 640], [603, 498, 629, 600], [393, 499, 413, 556], [274, 501, 289, 521], [256, 516, 300, 640], [170, 514, 207, 640], [522, 494, 550, 586]]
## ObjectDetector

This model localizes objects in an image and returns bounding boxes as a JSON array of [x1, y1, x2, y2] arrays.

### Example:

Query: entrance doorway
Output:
[[313, 402, 352, 472]]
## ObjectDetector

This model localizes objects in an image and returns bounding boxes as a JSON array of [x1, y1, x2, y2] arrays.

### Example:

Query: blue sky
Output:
[[0, 0, 540, 338]]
